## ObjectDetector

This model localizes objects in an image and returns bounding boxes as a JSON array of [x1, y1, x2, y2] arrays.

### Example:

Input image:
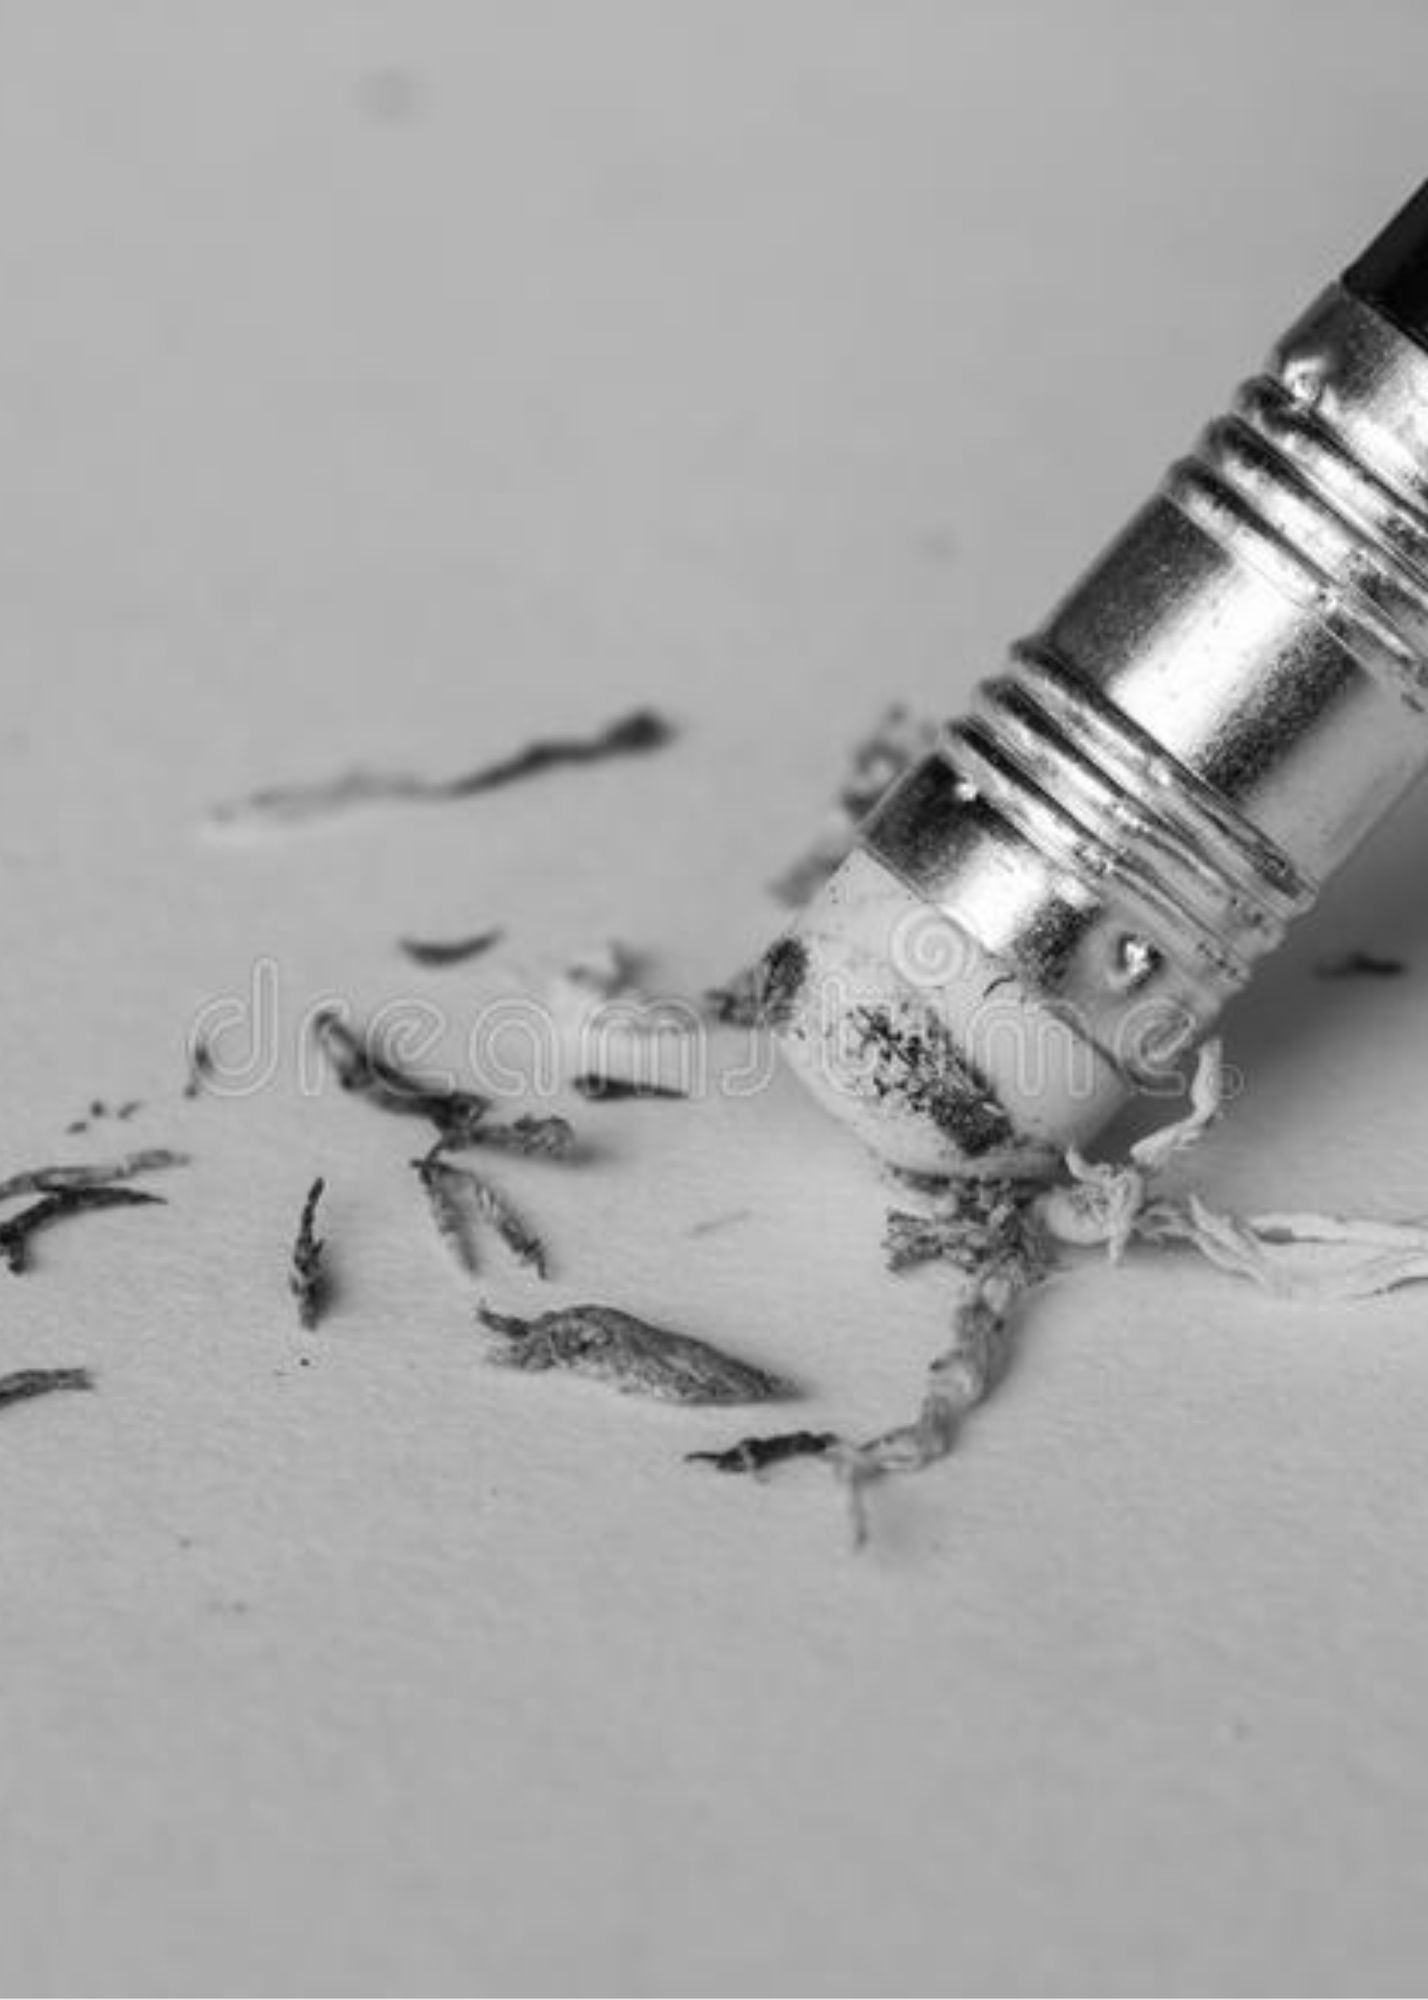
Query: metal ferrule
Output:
[[861, 283, 1428, 1086]]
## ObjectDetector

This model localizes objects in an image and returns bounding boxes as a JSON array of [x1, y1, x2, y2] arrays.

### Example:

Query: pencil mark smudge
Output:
[[398, 928, 505, 968], [703, 966, 764, 1028], [571, 1074, 687, 1102], [474, 1302, 791, 1405], [1313, 948, 1407, 978], [414, 1151, 549, 1278], [850, 1003, 1013, 1157], [0, 1366, 94, 1414], [687, 1430, 838, 1475], [209, 708, 676, 829], [459, 1113, 576, 1160], [756, 935, 808, 1030], [688, 1207, 753, 1238], [311, 1009, 490, 1145], [289, 1177, 329, 1331], [184, 1034, 217, 1098], [0, 1185, 166, 1274], [67, 1096, 142, 1134], [0, 1148, 188, 1206]]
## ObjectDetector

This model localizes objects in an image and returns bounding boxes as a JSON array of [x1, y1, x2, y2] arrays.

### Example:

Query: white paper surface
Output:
[[4, 3, 1428, 1993]]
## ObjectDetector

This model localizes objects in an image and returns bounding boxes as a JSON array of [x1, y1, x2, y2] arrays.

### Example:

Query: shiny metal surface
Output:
[[861, 283, 1428, 1092]]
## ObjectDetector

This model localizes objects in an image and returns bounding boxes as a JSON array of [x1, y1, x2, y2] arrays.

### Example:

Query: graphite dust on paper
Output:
[[20, 695, 1423, 1544]]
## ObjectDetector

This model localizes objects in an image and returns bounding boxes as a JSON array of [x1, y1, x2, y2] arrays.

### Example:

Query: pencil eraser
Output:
[[771, 848, 1126, 1180]]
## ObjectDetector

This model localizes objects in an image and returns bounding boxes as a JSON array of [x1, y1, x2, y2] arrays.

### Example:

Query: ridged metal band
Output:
[[954, 645, 1312, 974], [1173, 363, 1428, 711], [866, 662, 1310, 1081]]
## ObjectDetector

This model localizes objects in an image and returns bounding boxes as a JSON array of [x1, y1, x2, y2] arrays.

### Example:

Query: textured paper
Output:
[[4, 5, 1428, 1995]]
